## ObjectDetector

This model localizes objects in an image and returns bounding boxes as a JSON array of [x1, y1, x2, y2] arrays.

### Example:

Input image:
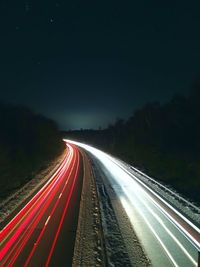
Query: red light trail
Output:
[[0, 143, 80, 266]]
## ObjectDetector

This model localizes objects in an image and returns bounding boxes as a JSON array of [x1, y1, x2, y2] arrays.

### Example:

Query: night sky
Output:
[[0, 1, 200, 129]]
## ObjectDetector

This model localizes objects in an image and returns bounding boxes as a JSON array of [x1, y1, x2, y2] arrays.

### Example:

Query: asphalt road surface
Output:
[[1, 139, 200, 267], [0, 143, 83, 267], [68, 140, 200, 267]]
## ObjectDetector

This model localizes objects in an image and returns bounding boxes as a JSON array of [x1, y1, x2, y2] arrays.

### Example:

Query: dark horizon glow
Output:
[[0, 1, 200, 129]]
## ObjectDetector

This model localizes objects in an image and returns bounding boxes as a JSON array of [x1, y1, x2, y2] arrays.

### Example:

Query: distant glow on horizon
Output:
[[54, 110, 124, 130]]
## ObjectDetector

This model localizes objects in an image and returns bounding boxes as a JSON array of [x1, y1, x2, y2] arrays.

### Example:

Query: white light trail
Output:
[[66, 140, 200, 267]]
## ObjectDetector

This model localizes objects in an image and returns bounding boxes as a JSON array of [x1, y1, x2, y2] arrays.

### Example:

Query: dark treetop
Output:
[[0, 0, 200, 129]]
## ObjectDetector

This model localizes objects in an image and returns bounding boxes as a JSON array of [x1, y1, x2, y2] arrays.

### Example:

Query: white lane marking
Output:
[[66, 140, 200, 263], [153, 210, 197, 266], [0, 148, 71, 235], [133, 189, 197, 266], [129, 164, 200, 213], [45, 216, 51, 226], [110, 157, 200, 249], [120, 196, 179, 267], [110, 158, 197, 265]]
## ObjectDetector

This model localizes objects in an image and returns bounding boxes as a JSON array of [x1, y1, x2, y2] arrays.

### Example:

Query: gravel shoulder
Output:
[[0, 149, 67, 228], [92, 157, 151, 267], [72, 149, 106, 267], [73, 150, 151, 267]]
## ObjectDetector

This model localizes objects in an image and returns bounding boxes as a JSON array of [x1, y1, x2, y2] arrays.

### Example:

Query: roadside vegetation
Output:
[[65, 86, 200, 204], [0, 103, 65, 199]]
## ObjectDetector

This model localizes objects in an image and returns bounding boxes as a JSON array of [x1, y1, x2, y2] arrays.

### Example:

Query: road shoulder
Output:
[[73, 150, 151, 266], [0, 149, 67, 228], [92, 157, 151, 267], [72, 150, 106, 267]]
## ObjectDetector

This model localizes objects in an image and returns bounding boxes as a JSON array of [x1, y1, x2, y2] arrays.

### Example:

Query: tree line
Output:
[[65, 86, 200, 204], [0, 103, 65, 199]]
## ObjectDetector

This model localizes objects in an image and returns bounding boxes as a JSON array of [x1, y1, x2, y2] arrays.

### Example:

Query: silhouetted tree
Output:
[[0, 103, 65, 198], [64, 87, 200, 203]]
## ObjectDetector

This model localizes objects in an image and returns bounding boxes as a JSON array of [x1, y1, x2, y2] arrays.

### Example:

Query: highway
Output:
[[67, 140, 200, 267], [1, 139, 200, 267], [0, 143, 82, 267]]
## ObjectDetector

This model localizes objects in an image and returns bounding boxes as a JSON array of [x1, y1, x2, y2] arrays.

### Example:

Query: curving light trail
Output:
[[67, 140, 200, 267], [0, 143, 80, 266]]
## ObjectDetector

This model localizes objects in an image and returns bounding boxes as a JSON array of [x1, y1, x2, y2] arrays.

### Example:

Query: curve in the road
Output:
[[67, 140, 200, 267], [0, 143, 82, 267]]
